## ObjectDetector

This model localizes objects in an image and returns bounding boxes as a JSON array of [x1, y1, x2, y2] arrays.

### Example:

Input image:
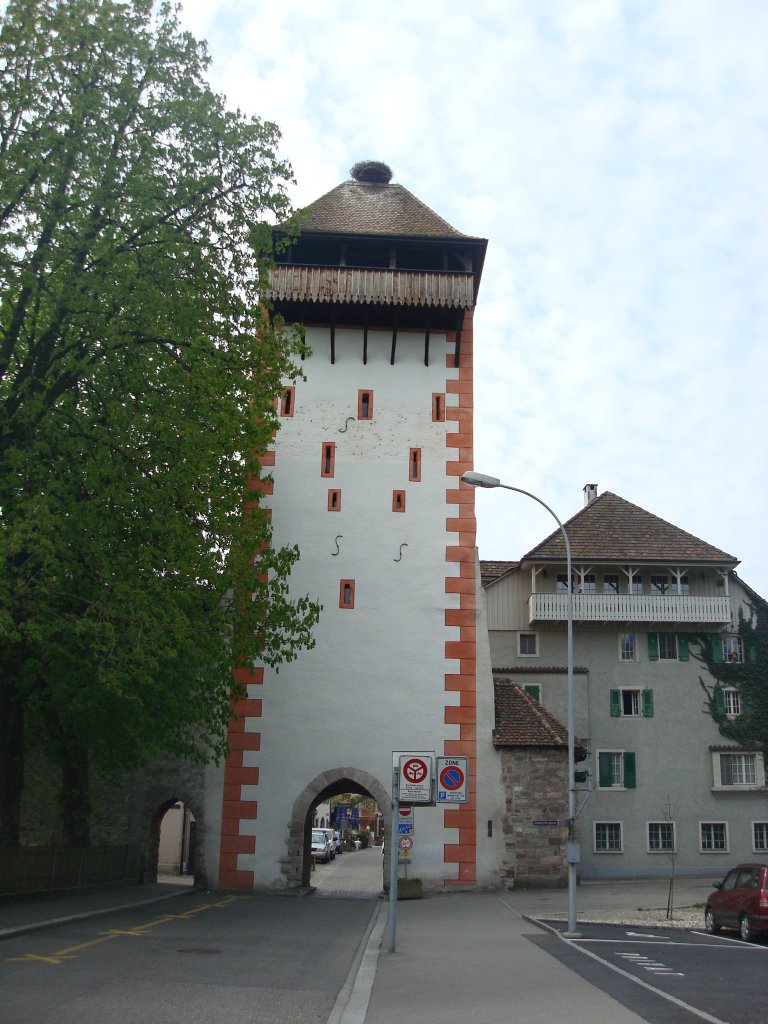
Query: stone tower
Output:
[[208, 162, 496, 891]]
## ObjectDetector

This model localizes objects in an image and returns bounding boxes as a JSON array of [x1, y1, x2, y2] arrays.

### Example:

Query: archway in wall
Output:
[[285, 767, 391, 891], [142, 793, 205, 887]]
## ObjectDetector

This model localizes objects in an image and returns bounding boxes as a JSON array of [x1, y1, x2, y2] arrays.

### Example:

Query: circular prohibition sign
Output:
[[439, 764, 465, 791], [399, 835, 414, 852], [402, 757, 428, 785]]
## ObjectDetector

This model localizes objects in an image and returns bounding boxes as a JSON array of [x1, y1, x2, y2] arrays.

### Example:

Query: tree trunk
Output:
[[0, 681, 25, 846], [60, 745, 90, 848]]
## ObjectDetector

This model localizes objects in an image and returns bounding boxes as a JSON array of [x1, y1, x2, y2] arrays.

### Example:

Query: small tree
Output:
[[0, 0, 319, 844], [661, 795, 678, 919]]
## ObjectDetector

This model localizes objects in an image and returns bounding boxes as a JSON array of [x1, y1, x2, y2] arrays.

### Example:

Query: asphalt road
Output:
[[535, 921, 768, 1024], [1, 891, 378, 1024]]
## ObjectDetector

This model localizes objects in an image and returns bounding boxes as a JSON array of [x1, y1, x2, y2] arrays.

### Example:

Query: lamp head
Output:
[[461, 471, 501, 489]]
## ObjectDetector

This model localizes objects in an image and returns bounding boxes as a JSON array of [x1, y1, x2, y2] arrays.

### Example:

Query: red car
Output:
[[705, 863, 768, 942]]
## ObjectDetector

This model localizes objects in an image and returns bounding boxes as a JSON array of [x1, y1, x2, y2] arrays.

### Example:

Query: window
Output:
[[630, 575, 643, 595], [321, 442, 336, 478], [518, 633, 538, 657], [648, 632, 689, 661], [432, 392, 445, 422], [651, 574, 669, 595], [579, 574, 596, 594], [280, 386, 295, 417], [720, 753, 757, 786], [357, 389, 373, 420], [700, 822, 728, 852], [754, 822, 768, 852], [392, 490, 406, 512], [648, 822, 675, 852], [339, 579, 355, 609], [595, 822, 622, 853], [556, 574, 575, 593], [597, 751, 636, 789], [724, 689, 742, 716], [610, 688, 653, 717], [619, 633, 636, 662], [603, 574, 619, 595], [327, 489, 341, 512], [722, 635, 744, 663], [523, 683, 541, 702], [671, 576, 689, 596], [409, 448, 421, 482]]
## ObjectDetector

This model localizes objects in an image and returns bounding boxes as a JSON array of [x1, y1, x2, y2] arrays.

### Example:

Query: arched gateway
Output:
[[285, 768, 391, 889]]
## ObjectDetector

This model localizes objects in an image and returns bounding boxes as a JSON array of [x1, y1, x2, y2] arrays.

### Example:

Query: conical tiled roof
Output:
[[299, 179, 475, 239], [522, 491, 738, 565]]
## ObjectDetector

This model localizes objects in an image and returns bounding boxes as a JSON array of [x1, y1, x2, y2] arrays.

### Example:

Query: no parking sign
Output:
[[436, 757, 469, 803]]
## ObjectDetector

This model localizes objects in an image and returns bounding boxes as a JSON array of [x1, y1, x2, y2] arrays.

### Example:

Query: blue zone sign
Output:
[[435, 757, 469, 803]]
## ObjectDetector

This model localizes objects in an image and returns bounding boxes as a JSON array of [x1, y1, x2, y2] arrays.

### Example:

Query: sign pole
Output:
[[388, 766, 399, 952]]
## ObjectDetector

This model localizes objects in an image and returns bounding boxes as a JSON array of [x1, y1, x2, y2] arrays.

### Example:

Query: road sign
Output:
[[435, 756, 469, 803], [397, 804, 414, 836], [398, 835, 413, 855], [397, 753, 433, 803]]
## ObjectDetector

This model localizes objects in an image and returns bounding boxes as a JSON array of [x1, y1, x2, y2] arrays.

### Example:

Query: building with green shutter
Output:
[[482, 484, 766, 882]]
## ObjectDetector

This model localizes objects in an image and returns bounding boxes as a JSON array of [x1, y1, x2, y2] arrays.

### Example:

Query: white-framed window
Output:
[[658, 633, 678, 660], [716, 752, 761, 787], [700, 822, 728, 852], [619, 632, 636, 662], [603, 574, 619, 595], [648, 822, 675, 852], [579, 574, 596, 594], [518, 632, 538, 657], [597, 750, 636, 789], [671, 575, 689, 596], [753, 822, 768, 852], [556, 574, 575, 594], [722, 635, 744, 663], [724, 689, 742, 716], [610, 688, 653, 717], [523, 683, 541, 702], [651, 574, 669, 595], [630, 575, 643, 595], [594, 822, 622, 853]]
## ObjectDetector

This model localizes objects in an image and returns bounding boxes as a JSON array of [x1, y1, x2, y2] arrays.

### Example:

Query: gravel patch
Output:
[[538, 905, 705, 930]]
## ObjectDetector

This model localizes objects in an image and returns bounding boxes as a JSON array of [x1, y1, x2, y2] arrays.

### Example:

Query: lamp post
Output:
[[461, 471, 579, 935]]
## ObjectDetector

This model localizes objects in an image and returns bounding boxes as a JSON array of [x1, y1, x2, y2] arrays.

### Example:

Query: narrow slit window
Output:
[[392, 490, 406, 512], [321, 442, 335, 478], [409, 447, 421, 482], [358, 389, 373, 420], [339, 579, 355, 608], [280, 386, 295, 417], [432, 393, 445, 422], [328, 489, 341, 511]]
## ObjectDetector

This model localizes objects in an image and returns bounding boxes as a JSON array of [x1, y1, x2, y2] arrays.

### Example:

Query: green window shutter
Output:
[[742, 692, 754, 716], [748, 645, 757, 664], [642, 689, 654, 717], [524, 684, 541, 701], [598, 752, 613, 788], [710, 635, 723, 663], [678, 635, 689, 661], [713, 688, 726, 715], [610, 690, 621, 717], [623, 752, 637, 789], [647, 633, 659, 661]]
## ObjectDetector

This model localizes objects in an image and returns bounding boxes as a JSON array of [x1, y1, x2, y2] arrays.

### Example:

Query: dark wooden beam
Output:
[[453, 312, 463, 368], [390, 327, 398, 365], [363, 323, 368, 365], [424, 328, 430, 367], [330, 320, 336, 364]]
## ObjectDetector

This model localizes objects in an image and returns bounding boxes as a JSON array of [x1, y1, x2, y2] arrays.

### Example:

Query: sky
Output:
[[178, 0, 768, 595]]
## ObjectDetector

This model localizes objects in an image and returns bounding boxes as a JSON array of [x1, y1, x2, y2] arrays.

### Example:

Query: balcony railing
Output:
[[528, 592, 731, 624]]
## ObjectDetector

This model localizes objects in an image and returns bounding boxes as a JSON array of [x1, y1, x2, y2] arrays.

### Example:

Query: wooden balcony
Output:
[[528, 592, 731, 625]]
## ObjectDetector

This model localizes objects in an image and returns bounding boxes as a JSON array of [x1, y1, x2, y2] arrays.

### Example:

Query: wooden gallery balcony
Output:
[[528, 592, 731, 625]]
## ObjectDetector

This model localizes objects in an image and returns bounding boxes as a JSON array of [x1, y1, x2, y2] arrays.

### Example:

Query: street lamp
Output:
[[461, 471, 579, 935]]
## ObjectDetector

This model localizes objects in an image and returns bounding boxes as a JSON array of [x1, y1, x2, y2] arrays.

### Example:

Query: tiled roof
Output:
[[480, 560, 518, 586], [493, 680, 569, 748], [298, 180, 475, 239], [493, 666, 589, 675], [523, 491, 738, 565]]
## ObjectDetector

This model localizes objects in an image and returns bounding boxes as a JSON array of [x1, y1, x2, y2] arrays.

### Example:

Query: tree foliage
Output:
[[0, 0, 320, 844], [695, 593, 768, 758]]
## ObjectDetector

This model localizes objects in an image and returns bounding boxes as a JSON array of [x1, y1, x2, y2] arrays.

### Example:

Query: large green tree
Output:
[[0, 0, 319, 845], [695, 594, 768, 758]]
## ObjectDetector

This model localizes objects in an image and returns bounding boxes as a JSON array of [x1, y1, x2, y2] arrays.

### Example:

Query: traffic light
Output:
[[573, 743, 590, 785]]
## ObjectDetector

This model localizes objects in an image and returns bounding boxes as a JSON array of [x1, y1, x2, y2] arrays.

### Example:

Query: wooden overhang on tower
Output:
[[267, 161, 488, 366]]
